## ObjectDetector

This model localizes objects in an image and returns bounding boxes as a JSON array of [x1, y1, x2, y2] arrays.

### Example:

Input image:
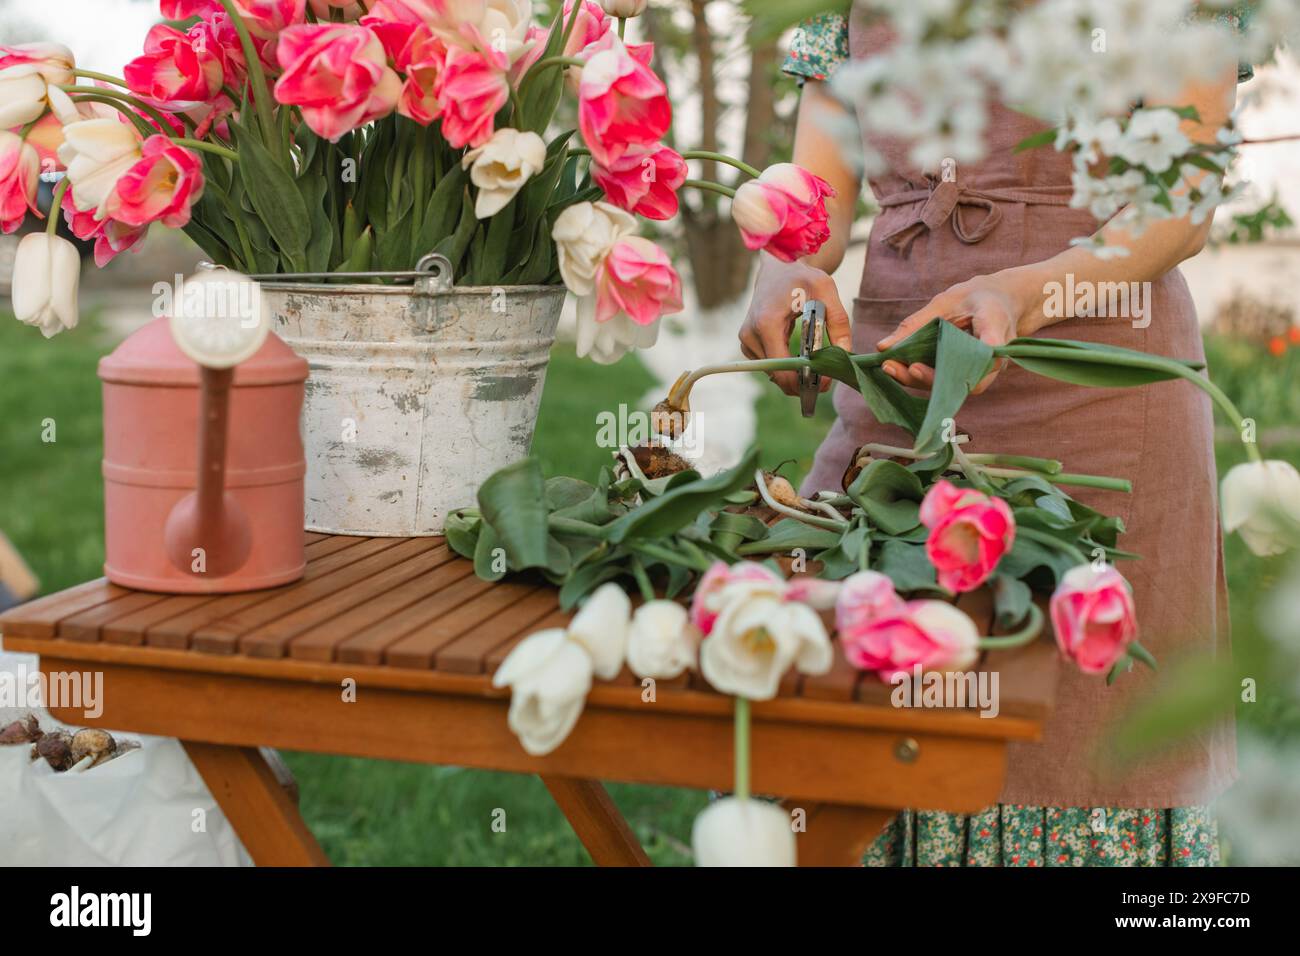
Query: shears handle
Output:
[[798, 299, 826, 418]]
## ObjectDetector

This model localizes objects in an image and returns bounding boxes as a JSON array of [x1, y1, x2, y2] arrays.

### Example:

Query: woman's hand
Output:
[[875, 273, 1034, 394], [740, 253, 853, 396]]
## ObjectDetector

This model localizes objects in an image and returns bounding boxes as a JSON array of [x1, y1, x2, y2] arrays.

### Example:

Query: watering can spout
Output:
[[162, 270, 271, 579]]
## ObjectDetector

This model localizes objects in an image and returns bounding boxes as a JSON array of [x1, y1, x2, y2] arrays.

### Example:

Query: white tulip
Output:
[[551, 200, 636, 296], [691, 796, 796, 867], [57, 118, 141, 215], [572, 292, 660, 364], [11, 233, 81, 338], [462, 127, 547, 219], [700, 583, 832, 700], [492, 628, 594, 755], [626, 600, 697, 679], [0, 65, 49, 130], [2, 42, 75, 85], [600, 0, 648, 16], [1221, 460, 1300, 557], [566, 581, 630, 680], [479, 0, 536, 65]]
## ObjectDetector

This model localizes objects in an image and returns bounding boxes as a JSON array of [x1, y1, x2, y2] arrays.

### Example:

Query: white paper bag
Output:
[[1, 648, 252, 866]]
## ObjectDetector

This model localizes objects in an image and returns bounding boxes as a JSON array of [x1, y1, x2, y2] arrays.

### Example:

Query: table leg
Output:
[[541, 775, 652, 867], [793, 802, 896, 867], [184, 741, 330, 867]]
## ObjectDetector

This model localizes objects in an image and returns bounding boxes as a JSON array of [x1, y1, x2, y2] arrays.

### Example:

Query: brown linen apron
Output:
[[801, 17, 1237, 807]]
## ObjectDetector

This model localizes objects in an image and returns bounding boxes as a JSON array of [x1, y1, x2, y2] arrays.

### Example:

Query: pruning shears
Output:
[[797, 298, 826, 418]]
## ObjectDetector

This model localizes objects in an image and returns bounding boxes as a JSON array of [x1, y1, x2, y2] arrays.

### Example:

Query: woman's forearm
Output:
[[998, 66, 1239, 335], [792, 81, 862, 274]]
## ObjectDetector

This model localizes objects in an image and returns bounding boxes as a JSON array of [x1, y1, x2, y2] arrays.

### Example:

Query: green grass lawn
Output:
[[1, 310, 1295, 864]]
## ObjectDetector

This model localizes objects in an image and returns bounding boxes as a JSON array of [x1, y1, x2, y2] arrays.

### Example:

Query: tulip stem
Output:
[[734, 697, 751, 802], [216, 0, 278, 152], [999, 344, 1263, 464], [629, 556, 655, 601], [46, 178, 69, 237], [72, 69, 128, 88], [681, 150, 762, 179], [618, 17, 627, 39], [59, 85, 175, 135], [977, 602, 1045, 649], [173, 138, 240, 162], [684, 179, 736, 199]]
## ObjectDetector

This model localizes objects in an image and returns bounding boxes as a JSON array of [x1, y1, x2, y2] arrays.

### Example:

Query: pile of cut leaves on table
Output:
[[446, 319, 1189, 636]]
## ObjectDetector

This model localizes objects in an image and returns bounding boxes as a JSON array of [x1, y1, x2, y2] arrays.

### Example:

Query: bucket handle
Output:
[[204, 253, 456, 290]]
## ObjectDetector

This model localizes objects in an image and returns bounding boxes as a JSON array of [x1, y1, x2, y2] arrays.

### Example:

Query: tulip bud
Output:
[[566, 582, 630, 680], [600, 0, 648, 18], [692, 796, 796, 866], [462, 128, 547, 219], [1221, 460, 1300, 557], [626, 600, 697, 679], [12, 233, 81, 338]]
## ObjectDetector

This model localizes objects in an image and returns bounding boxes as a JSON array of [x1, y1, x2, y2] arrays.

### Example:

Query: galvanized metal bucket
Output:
[[259, 260, 565, 536]]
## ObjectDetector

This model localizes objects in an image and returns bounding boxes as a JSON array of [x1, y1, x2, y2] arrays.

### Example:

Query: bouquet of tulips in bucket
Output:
[[3, 0, 829, 359], [451, 315, 1300, 865]]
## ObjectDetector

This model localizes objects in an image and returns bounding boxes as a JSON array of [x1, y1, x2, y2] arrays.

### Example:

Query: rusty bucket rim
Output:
[[255, 280, 566, 295]]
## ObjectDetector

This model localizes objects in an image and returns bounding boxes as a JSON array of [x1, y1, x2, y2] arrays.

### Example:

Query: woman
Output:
[[742, 7, 1252, 866]]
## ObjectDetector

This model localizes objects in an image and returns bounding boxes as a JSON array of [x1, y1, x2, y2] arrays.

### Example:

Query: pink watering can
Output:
[[99, 271, 308, 593]]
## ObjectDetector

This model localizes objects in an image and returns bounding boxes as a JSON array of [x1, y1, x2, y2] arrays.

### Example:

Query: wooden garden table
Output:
[[0, 532, 1058, 866]]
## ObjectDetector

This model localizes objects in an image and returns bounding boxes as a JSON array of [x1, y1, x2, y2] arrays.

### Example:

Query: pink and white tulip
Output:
[[103, 135, 205, 229], [689, 560, 784, 637], [731, 162, 835, 263], [432, 44, 510, 148], [0, 131, 41, 234], [577, 35, 669, 166], [61, 188, 147, 267], [594, 236, 683, 326], [274, 24, 401, 141], [234, 0, 308, 39], [919, 479, 1015, 594], [0, 42, 75, 85], [600, 0, 646, 17], [0, 44, 74, 130], [160, 0, 222, 16], [57, 118, 143, 216], [591, 142, 687, 220], [834, 570, 906, 635], [841, 599, 981, 680], [1049, 565, 1139, 675], [125, 24, 225, 108]]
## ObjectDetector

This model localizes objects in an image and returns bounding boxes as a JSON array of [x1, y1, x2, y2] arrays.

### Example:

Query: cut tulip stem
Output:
[[173, 138, 241, 162], [683, 179, 736, 199], [73, 69, 128, 88], [734, 696, 751, 802], [977, 602, 1045, 649], [216, 0, 277, 149]]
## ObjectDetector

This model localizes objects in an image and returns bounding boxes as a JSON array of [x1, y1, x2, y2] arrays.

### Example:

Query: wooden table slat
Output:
[[240, 544, 458, 660], [434, 587, 564, 675], [0, 578, 129, 639], [385, 579, 544, 670], [59, 591, 172, 643], [143, 535, 398, 649], [485, 608, 570, 674], [191, 537, 434, 656]]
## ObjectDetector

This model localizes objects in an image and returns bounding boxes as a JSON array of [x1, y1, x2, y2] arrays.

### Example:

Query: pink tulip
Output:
[[274, 24, 401, 141], [309, 0, 365, 19], [562, 1, 613, 57], [125, 24, 225, 108], [160, 1, 222, 16], [591, 143, 686, 220], [841, 600, 980, 680], [432, 44, 510, 148], [577, 35, 670, 166], [61, 188, 147, 267], [234, 0, 307, 38], [731, 162, 835, 263], [0, 132, 41, 234], [364, 3, 451, 125], [1049, 565, 1139, 675], [689, 560, 783, 637], [103, 135, 205, 229], [834, 570, 906, 635], [919, 480, 1015, 594], [595, 236, 683, 326]]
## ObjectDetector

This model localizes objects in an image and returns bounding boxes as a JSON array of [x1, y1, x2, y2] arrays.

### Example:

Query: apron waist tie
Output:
[[878, 181, 1074, 255]]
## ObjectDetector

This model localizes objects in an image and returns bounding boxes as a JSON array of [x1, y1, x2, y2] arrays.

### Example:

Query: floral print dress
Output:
[[781, 8, 1248, 868]]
